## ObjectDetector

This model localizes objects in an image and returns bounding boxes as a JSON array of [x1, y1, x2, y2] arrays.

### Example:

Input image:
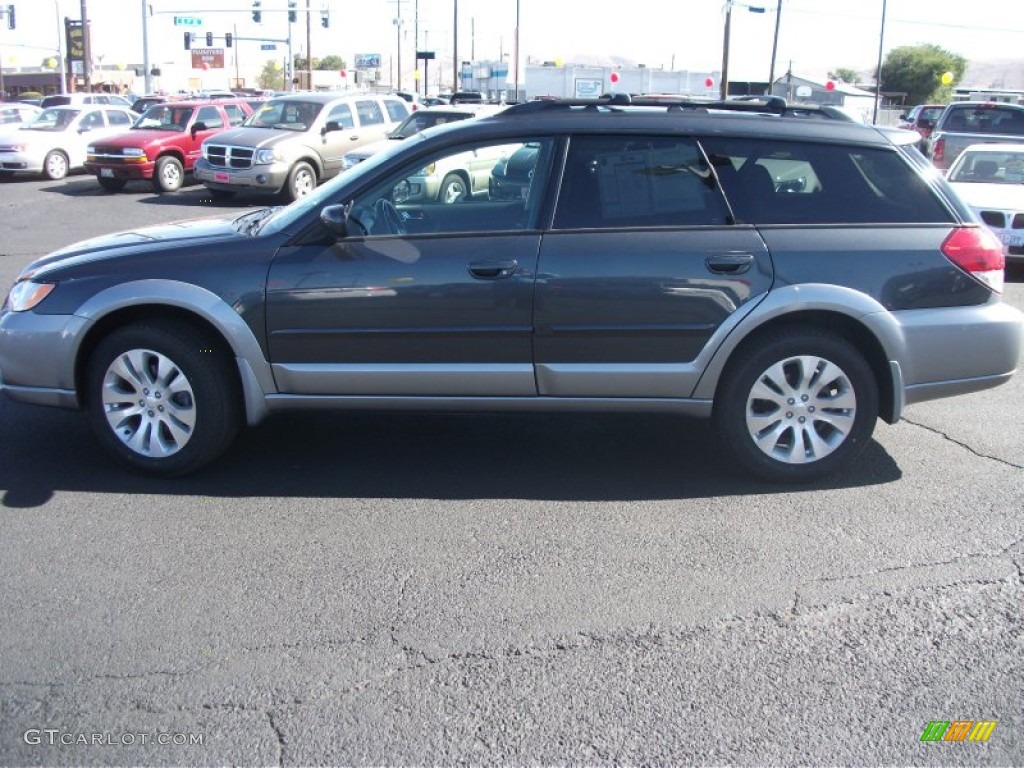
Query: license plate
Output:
[[999, 232, 1024, 248], [100, 168, 114, 178], [214, 172, 231, 183]]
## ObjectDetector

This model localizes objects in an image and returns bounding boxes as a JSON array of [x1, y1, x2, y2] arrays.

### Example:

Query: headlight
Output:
[[254, 148, 278, 165], [341, 156, 363, 171], [86, 145, 97, 154], [122, 147, 146, 157], [3, 280, 56, 312]]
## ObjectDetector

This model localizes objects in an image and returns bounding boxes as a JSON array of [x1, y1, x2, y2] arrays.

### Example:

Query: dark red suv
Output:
[[84, 99, 254, 193]]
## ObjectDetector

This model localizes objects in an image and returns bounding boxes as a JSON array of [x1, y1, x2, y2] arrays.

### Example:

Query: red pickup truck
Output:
[[85, 99, 254, 193]]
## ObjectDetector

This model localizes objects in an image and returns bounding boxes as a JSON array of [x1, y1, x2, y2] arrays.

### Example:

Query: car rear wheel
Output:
[[713, 328, 878, 483], [283, 161, 316, 202], [43, 150, 69, 180], [97, 176, 127, 192], [153, 156, 184, 193], [85, 322, 241, 476], [439, 173, 468, 203]]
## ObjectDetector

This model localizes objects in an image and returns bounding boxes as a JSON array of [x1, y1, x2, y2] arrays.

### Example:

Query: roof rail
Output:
[[502, 93, 792, 116]]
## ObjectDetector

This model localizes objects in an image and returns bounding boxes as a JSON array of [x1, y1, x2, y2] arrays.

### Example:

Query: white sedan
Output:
[[0, 105, 137, 180], [947, 142, 1024, 265]]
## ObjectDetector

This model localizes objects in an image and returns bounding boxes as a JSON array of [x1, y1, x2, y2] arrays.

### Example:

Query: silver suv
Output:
[[194, 91, 409, 201]]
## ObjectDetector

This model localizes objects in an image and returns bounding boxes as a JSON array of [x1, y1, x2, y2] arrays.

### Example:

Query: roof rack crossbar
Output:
[[502, 93, 791, 117]]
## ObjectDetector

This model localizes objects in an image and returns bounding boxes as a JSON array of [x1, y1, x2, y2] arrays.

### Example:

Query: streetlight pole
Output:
[[720, 0, 732, 100], [452, 0, 458, 94], [768, 0, 782, 94], [872, 0, 887, 124], [141, 0, 152, 94], [513, 0, 519, 102], [81, 0, 92, 91]]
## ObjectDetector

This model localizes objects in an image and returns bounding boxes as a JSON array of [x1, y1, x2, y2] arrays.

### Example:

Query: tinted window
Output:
[[384, 99, 410, 122], [196, 105, 224, 129], [941, 105, 1024, 136], [136, 105, 194, 131], [553, 136, 730, 229], [79, 111, 106, 130], [355, 99, 385, 126], [702, 138, 952, 224], [326, 103, 354, 129]]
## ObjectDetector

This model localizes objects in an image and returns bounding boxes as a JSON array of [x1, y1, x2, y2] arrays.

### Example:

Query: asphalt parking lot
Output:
[[0, 174, 1021, 765]]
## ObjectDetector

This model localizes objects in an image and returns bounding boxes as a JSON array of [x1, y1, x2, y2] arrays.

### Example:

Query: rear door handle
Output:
[[469, 260, 518, 279], [706, 253, 755, 274]]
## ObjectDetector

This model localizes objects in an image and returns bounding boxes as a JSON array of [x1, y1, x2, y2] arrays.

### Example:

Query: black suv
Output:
[[1, 95, 1020, 481]]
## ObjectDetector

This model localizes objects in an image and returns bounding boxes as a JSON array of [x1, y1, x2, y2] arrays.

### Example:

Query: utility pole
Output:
[[142, 0, 152, 94], [305, 0, 311, 90], [768, 0, 782, 94], [720, 0, 732, 100], [873, 0, 887, 124], [452, 0, 458, 94], [81, 0, 92, 91], [513, 0, 519, 101]]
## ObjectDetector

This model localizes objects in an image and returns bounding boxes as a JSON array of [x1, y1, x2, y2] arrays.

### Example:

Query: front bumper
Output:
[[85, 161, 155, 180], [194, 158, 288, 194], [0, 151, 42, 173], [0, 309, 85, 409]]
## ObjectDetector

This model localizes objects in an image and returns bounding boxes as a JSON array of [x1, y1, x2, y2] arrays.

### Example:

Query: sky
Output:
[[1, 0, 1021, 88]]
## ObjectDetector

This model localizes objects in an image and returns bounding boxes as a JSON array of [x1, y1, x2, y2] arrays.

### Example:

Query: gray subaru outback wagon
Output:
[[1, 95, 1020, 481]]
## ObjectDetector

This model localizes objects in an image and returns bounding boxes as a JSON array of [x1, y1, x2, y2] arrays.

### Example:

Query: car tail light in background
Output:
[[941, 227, 1005, 293], [931, 137, 945, 165]]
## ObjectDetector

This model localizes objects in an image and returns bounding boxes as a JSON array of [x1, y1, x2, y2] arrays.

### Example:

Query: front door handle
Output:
[[706, 252, 755, 274], [468, 260, 519, 279]]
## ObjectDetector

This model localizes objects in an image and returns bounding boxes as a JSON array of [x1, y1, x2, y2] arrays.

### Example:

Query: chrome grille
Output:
[[205, 145, 255, 169]]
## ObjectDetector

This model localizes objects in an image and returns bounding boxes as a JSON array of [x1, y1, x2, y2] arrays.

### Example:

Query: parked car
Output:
[[946, 142, 1024, 265], [194, 91, 410, 201], [898, 104, 944, 139], [130, 95, 167, 113], [0, 103, 42, 129], [84, 98, 255, 192], [0, 105, 137, 179], [40, 92, 134, 109], [928, 101, 1024, 170], [1, 95, 1021, 481]]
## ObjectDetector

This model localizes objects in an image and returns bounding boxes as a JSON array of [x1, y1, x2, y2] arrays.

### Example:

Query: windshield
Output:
[[949, 151, 1024, 184], [26, 108, 79, 131], [243, 100, 323, 131], [390, 110, 472, 139], [133, 105, 194, 131]]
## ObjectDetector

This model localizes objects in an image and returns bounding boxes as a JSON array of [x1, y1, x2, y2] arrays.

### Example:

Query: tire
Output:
[[282, 161, 316, 203], [152, 156, 184, 193], [97, 176, 127, 192], [439, 173, 468, 204], [43, 150, 69, 180], [713, 328, 878, 483], [85, 322, 241, 476]]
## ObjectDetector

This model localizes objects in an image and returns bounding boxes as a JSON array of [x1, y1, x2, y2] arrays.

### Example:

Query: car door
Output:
[[264, 137, 555, 398], [185, 105, 225, 168], [66, 109, 111, 167], [320, 100, 358, 177], [532, 134, 774, 399]]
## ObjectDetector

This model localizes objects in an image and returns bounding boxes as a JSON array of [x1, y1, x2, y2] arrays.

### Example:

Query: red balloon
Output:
[[609, 72, 619, 83], [201, 62, 210, 71], [825, 80, 835, 91], [340, 69, 347, 78], [704, 77, 714, 88]]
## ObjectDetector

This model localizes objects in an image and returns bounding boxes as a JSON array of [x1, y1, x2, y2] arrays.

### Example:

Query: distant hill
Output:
[[961, 59, 1024, 91]]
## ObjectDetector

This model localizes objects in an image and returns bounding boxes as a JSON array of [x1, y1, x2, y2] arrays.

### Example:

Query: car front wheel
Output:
[[43, 150, 69, 180], [439, 173, 468, 203], [713, 328, 878, 483], [283, 161, 316, 202], [153, 156, 184, 193], [85, 322, 241, 476]]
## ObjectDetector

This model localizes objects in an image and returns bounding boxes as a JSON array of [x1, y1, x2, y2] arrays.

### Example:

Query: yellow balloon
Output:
[[413, 69, 421, 80], [554, 58, 563, 68], [46, 58, 57, 69], [941, 71, 953, 85]]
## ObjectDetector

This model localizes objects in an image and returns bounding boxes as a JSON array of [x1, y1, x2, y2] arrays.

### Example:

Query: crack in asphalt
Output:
[[266, 711, 286, 768], [902, 417, 1024, 470]]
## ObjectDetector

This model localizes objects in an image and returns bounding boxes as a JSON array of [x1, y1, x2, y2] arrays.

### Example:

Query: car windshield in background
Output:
[[133, 106, 195, 131], [26, 108, 79, 131], [390, 111, 473, 139], [245, 100, 323, 130], [944, 105, 1024, 136], [949, 150, 1024, 184]]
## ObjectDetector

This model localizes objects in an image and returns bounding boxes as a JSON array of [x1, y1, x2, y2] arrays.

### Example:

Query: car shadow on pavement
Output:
[[0, 402, 901, 507]]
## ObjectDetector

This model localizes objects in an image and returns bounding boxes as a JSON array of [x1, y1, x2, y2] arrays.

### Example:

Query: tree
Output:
[[258, 59, 286, 91], [316, 55, 345, 71], [828, 67, 859, 84], [879, 44, 966, 106]]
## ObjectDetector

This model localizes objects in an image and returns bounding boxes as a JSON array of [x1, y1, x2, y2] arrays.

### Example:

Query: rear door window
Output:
[[553, 135, 730, 229], [355, 99, 384, 127], [326, 102, 354, 130], [383, 98, 410, 122]]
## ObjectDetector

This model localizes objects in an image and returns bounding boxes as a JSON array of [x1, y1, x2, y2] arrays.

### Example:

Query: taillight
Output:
[[941, 227, 1005, 293], [932, 137, 945, 164]]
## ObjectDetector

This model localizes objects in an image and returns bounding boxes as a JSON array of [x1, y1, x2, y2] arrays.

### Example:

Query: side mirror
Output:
[[320, 204, 349, 237], [323, 120, 340, 135], [190, 121, 208, 138]]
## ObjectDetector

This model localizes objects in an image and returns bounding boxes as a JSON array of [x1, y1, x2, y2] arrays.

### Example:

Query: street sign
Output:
[[174, 16, 203, 26], [260, 43, 277, 50]]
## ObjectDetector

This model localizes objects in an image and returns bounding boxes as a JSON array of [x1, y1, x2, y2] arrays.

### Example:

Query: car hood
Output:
[[27, 214, 247, 276], [950, 182, 1024, 209], [204, 126, 306, 149], [96, 128, 187, 147]]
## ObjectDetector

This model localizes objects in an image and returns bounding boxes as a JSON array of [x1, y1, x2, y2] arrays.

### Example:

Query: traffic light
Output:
[[251, 1, 261, 23], [225, 32, 232, 48], [320, 12, 329, 28], [288, 1, 296, 23], [205, 31, 213, 46], [183, 31, 191, 50], [6, 4, 14, 30]]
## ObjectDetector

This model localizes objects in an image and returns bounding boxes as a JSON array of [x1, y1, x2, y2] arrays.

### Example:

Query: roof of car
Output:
[[267, 91, 404, 104]]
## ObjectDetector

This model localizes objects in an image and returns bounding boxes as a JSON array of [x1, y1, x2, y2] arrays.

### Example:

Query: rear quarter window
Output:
[[383, 99, 410, 122], [702, 138, 952, 224], [355, 100, 385, 126]]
